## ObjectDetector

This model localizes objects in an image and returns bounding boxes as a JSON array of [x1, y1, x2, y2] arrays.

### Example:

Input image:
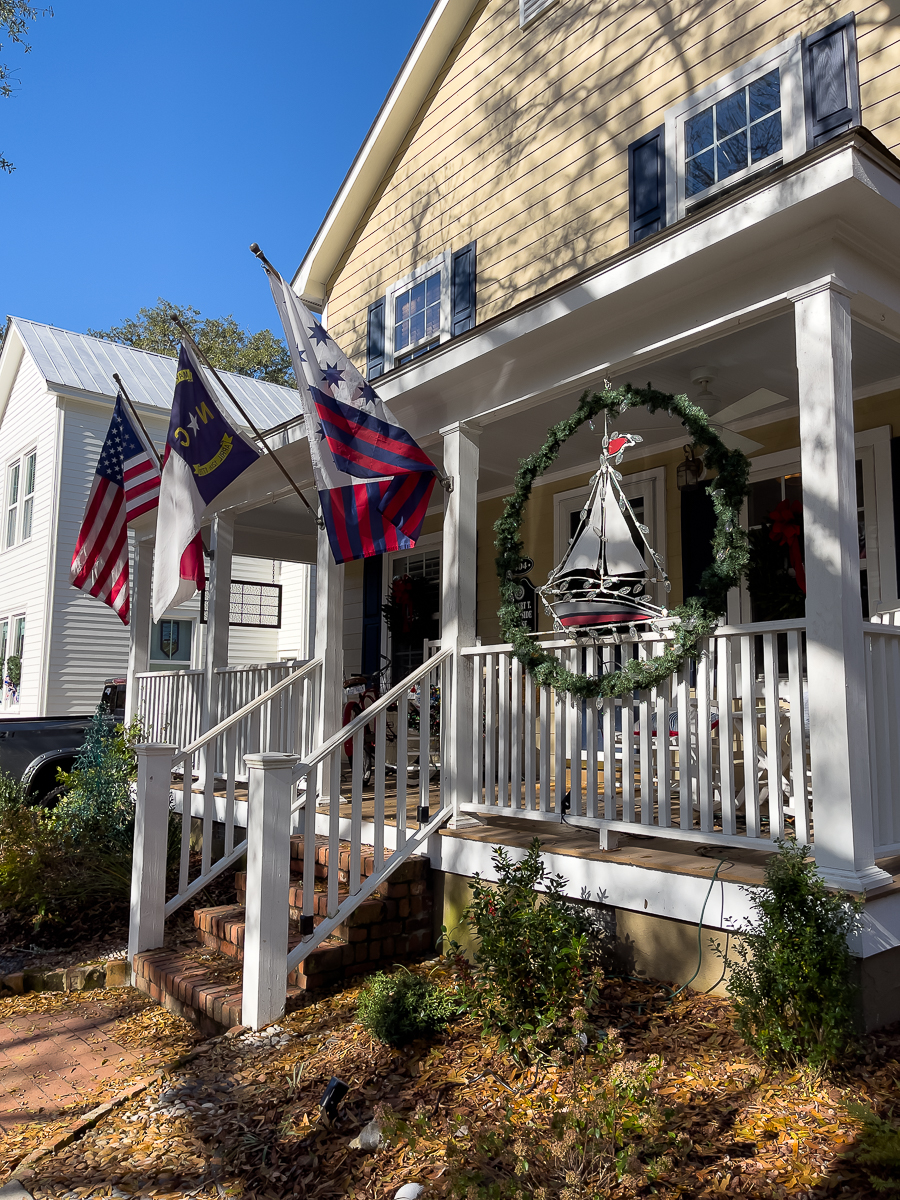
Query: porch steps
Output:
[[132, 836, 434, 1034]]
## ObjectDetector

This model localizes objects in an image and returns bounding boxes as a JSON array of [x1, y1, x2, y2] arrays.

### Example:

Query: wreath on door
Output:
[[382, 574, 435, 640], [494, 383, 752, 700]]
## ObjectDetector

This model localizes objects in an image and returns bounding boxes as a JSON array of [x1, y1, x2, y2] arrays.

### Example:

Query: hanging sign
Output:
[[506, 557, 534, 580], [511, 576, 538, 632]]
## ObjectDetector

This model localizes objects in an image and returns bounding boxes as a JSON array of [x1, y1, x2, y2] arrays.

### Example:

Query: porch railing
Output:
[[462, 620, 812, 851], [164, 656, 322, 917], [864, 618, 900, 856]]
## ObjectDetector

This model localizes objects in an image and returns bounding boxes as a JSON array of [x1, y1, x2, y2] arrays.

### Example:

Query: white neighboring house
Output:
[[0, 317, 315, 718]]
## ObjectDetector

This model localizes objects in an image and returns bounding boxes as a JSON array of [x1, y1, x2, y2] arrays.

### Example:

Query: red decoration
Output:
[[390, 575, 415, 634], [769, 499, 806, 594]]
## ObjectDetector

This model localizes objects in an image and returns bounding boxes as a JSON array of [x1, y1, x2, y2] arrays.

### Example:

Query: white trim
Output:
[[384, 252, 451, 369], [665, 36, 805, 225]]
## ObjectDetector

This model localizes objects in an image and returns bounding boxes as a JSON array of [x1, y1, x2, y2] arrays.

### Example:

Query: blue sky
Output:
[[1, 1, 433, 338]]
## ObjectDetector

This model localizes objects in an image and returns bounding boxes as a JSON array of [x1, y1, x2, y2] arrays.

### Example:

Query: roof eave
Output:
[[291, 0, 480, 307]]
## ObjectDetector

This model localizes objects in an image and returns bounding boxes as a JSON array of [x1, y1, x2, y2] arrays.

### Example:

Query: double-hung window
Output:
[[367, 242, 477, 379], [4, 450, 36, 548]]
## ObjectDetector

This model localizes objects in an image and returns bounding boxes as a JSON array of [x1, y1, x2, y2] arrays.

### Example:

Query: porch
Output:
[[125, 134, 900, 1029]]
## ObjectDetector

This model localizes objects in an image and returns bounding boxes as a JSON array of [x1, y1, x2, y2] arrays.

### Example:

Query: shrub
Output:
[[848, 1103, 900, 1194], [0, 766, 26, 811], [52, 712, 142, 851], [357, 967, 454, 1045], [720, 838, 861, 1068], [451, 838, 597, 1051]]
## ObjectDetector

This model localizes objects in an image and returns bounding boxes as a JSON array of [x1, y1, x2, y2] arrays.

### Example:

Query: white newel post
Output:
[[441, 421, 480, 827], [125, 537, 154, 723], [242, 753, 298, 1029], [315, 522, 344, 805], [128, 743, 176, 978], [204, 514, 234, 728], [793, 280, 891, 893]]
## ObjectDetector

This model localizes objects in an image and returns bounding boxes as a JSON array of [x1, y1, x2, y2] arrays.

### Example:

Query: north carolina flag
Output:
[[262, 265, 437, 564], [151, 343, 260, 621]]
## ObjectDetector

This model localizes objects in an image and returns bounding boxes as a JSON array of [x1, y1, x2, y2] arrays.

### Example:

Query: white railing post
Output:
[[242, 752, 299, 1030], [125, 538, 154, 723], [315, 523, 344, 806], [441, 421, 480, 828], [204, 514, 234, 728], [793, 280, 891, 892], [128, 743, 176, 978]]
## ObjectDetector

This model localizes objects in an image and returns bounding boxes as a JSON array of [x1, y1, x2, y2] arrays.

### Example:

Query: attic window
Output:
[[520, 0, 557, 27]]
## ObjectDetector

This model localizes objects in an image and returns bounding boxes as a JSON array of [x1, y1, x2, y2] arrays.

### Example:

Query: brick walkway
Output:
[[0, 994, 166, 1134]]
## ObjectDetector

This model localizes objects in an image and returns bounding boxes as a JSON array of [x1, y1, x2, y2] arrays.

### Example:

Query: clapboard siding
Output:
[[276, 561, 313, 661], [45, 400, 134, 715], [224, 555, 282, 665], [326, 0, 900, 361], [0, 350, 60, 716]]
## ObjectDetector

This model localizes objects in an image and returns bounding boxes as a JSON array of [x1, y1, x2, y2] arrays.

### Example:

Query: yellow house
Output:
[[125, 0, 900, 1032]]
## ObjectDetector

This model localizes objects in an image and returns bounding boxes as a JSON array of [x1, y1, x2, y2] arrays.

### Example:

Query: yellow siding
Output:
[[327, 0, 900, 362]]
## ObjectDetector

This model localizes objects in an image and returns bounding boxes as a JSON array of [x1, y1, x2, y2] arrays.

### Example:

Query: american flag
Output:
[[70, 393, 161, 624]]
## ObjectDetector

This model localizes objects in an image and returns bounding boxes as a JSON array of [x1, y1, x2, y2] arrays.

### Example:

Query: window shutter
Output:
[[628, 126, 666, 245], [367, 297, 385, 380], [361, 554, 383, 676], [802, 14, 860, 148], [451, 241, 477, 337]]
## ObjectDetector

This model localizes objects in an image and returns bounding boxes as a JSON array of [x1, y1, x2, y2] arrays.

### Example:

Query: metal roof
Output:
[[9, 315, 301, 432]]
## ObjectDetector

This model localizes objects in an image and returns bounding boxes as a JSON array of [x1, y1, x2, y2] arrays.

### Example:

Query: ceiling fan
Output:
[[689, 369, 790, 454]]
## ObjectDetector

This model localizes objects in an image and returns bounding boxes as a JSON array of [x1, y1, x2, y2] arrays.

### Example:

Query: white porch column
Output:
[[315, 523, 344, 801], [793, 279, 891, 892], [440, 421, 480, 827], [204, 514, 234, 728], [241, 752, 298, 1029], [128, 742, 176, 975], [125, 537, 154, 723]]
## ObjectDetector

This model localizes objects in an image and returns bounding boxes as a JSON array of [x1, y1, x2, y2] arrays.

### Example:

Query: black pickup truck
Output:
[[0, 679, 126, 802]]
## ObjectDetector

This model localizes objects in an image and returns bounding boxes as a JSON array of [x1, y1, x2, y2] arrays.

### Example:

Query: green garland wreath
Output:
[[494, 384, 751, 700]]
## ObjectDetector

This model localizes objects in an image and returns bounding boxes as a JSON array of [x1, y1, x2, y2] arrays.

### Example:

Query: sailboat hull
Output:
[[553, 597, 656, 628]]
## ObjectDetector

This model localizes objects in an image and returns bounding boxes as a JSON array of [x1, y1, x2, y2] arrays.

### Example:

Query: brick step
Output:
[[288, 834, 384, 884], [233, 871, 428, 927], [193, 902, 434, 991], [132, 945, 306, 1035]]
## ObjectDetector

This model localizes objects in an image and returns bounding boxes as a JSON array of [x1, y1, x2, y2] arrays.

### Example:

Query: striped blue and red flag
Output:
[[263, 268, 437, 563]]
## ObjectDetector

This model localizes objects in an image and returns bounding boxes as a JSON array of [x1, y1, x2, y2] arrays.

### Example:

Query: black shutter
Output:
[[628, 125, 666, 244], [802, 13, 861, 148], [366, 297, 385, 380], [451, 241, 477, 336], [681, 483, 717, 602], [361, 554, 383, 677]]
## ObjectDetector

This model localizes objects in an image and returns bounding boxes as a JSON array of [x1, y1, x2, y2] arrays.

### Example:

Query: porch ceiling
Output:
[[471, 313, 900, 496]]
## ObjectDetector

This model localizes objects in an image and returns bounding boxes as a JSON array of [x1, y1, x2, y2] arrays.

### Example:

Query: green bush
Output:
[[451, 838, 597, 1052], [720, 838, 861, 1068], [0, 710, 145, 938], [357, 968, 454, 1045], [848, 1103, 900, 1194], [0, 766, 27, 811]]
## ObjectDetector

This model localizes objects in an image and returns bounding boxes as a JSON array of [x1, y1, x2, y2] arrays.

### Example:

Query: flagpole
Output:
[[112, 373, 163, 470], [167, 315, 324, 529], [249, 243, 453, 495]]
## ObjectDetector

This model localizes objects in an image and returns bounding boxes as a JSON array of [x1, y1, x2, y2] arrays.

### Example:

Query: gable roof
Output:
[[292, 0, 480, 308], [1, 315, 300, 432]]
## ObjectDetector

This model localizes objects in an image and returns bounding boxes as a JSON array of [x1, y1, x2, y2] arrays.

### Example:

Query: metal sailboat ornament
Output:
[[537, 422, 672, 637]]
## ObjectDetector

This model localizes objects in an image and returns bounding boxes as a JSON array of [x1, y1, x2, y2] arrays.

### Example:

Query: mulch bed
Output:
[[1, 967, 898, 1199]]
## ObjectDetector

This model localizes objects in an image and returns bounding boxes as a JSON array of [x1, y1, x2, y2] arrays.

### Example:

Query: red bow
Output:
[[769, 499, 806, 594]]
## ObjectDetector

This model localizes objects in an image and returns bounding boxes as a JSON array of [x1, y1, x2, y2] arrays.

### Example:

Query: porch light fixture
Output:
[[677, 444, 706, 492], [320, 1076, 349, 1122]]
